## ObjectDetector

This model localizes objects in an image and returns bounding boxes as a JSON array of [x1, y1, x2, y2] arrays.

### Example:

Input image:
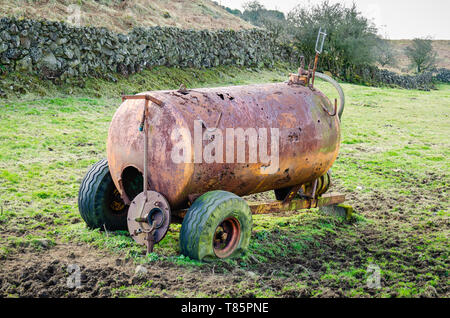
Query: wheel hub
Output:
[[213, 217, 241, 258], [127, 191, 171, 250], [110, 188, 126, 212]]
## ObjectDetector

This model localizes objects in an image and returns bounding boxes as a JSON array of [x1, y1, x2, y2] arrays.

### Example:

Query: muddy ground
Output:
[[1, 177, 447, 298]]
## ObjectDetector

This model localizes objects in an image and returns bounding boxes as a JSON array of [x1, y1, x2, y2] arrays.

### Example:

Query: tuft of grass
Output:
[[0, 63, 292, 101]]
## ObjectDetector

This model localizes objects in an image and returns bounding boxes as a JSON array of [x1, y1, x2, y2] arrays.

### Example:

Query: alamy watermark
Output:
[[366, 264, 381, 289], [66, 264, 81, 289], [170, 121, 280, 174]]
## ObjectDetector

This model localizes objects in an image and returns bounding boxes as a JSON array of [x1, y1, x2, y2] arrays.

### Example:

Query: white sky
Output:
[[218, 0, 450, 40]]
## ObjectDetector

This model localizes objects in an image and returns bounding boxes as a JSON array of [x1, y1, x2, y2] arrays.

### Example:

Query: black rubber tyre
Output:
[[274, 187, 291, 201], [180, 190, 252, 261], [78, 159, 128, 231]]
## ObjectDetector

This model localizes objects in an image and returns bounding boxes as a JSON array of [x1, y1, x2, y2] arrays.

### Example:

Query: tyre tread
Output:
[[180, 190, 252, 260], [78, 159, 127, 230]]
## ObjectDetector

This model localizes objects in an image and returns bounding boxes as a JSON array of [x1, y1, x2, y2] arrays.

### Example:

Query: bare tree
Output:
[[242, 0, 264, 12], [405, 37, 437, 73]]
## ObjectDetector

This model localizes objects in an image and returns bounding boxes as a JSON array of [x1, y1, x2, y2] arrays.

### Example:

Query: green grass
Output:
[[0, 65, 448, 298], [0, 63, 290, 100]]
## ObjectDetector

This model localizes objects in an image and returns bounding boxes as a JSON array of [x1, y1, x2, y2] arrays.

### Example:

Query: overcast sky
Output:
[[219, 0, 450, 40]]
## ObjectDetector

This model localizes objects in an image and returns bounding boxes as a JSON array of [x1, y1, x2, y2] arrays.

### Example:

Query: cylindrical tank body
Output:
[[107, 83, 340, 210]]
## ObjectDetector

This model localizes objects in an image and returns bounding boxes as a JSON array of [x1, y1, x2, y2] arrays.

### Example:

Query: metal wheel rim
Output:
[[109, 188, 126, 214], [213, 217, 241, 258]]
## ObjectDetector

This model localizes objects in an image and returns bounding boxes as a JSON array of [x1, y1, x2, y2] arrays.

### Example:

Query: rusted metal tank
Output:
[[107, 82, 340, 211]]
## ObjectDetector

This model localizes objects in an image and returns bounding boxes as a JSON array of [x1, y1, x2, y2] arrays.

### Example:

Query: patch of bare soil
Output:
[[0, 241, 260, 297], [0, 243, 134, 297]]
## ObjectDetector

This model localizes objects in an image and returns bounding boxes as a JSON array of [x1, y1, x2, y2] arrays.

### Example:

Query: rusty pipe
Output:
[[311, 53, 320, 88], [315, 72, 345, 119]]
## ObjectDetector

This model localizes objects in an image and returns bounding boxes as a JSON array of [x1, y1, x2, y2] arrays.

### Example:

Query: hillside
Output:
[[387, 40, 450, 73], [0, 0, 254, 32]]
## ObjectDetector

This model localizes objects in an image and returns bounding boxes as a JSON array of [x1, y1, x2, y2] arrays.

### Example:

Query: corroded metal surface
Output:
[[213, 216, 241, 258], [107, 82, 340, 210], [172, 192, 346, 220], [127, 190, 171, 248], [249, 192, 345, 215]]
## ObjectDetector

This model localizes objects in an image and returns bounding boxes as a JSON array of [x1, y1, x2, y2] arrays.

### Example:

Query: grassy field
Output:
[[0, 65, 448, 298]]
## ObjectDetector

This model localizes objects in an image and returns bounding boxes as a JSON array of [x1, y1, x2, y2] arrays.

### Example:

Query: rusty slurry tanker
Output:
[[78, 32, 351, 260]]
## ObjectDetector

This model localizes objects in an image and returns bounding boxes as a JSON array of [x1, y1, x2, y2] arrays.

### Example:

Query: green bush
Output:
[[287, 1, 379, 77]]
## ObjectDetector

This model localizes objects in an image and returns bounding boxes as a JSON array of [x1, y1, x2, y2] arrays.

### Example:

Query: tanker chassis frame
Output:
[[175, 193, 351, 220]]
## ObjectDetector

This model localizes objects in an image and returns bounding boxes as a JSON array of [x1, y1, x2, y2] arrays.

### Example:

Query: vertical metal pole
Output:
[[143, 97, 149, 203], [311, 179, 318, 199], [312, 27, 327, 89], [311, 52, 319, 88]]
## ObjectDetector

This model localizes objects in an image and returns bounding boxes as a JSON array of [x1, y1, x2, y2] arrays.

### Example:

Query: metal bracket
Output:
[[321, 98, 338, 117], [178, 83, 189, 95], [121, 94, 164, 107], [282, 184, 303, 204], [315, 27, 327, 54], [311, 27, 327, 88]]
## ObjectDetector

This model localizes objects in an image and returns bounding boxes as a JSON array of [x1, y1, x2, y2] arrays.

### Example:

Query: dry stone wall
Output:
[[0, 17, 446, 90], [0, 17, 292, 80]]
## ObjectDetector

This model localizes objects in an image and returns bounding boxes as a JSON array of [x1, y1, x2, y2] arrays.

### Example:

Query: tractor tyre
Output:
[[180, 190, 252, 261], [78, 159, 128, 231]]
